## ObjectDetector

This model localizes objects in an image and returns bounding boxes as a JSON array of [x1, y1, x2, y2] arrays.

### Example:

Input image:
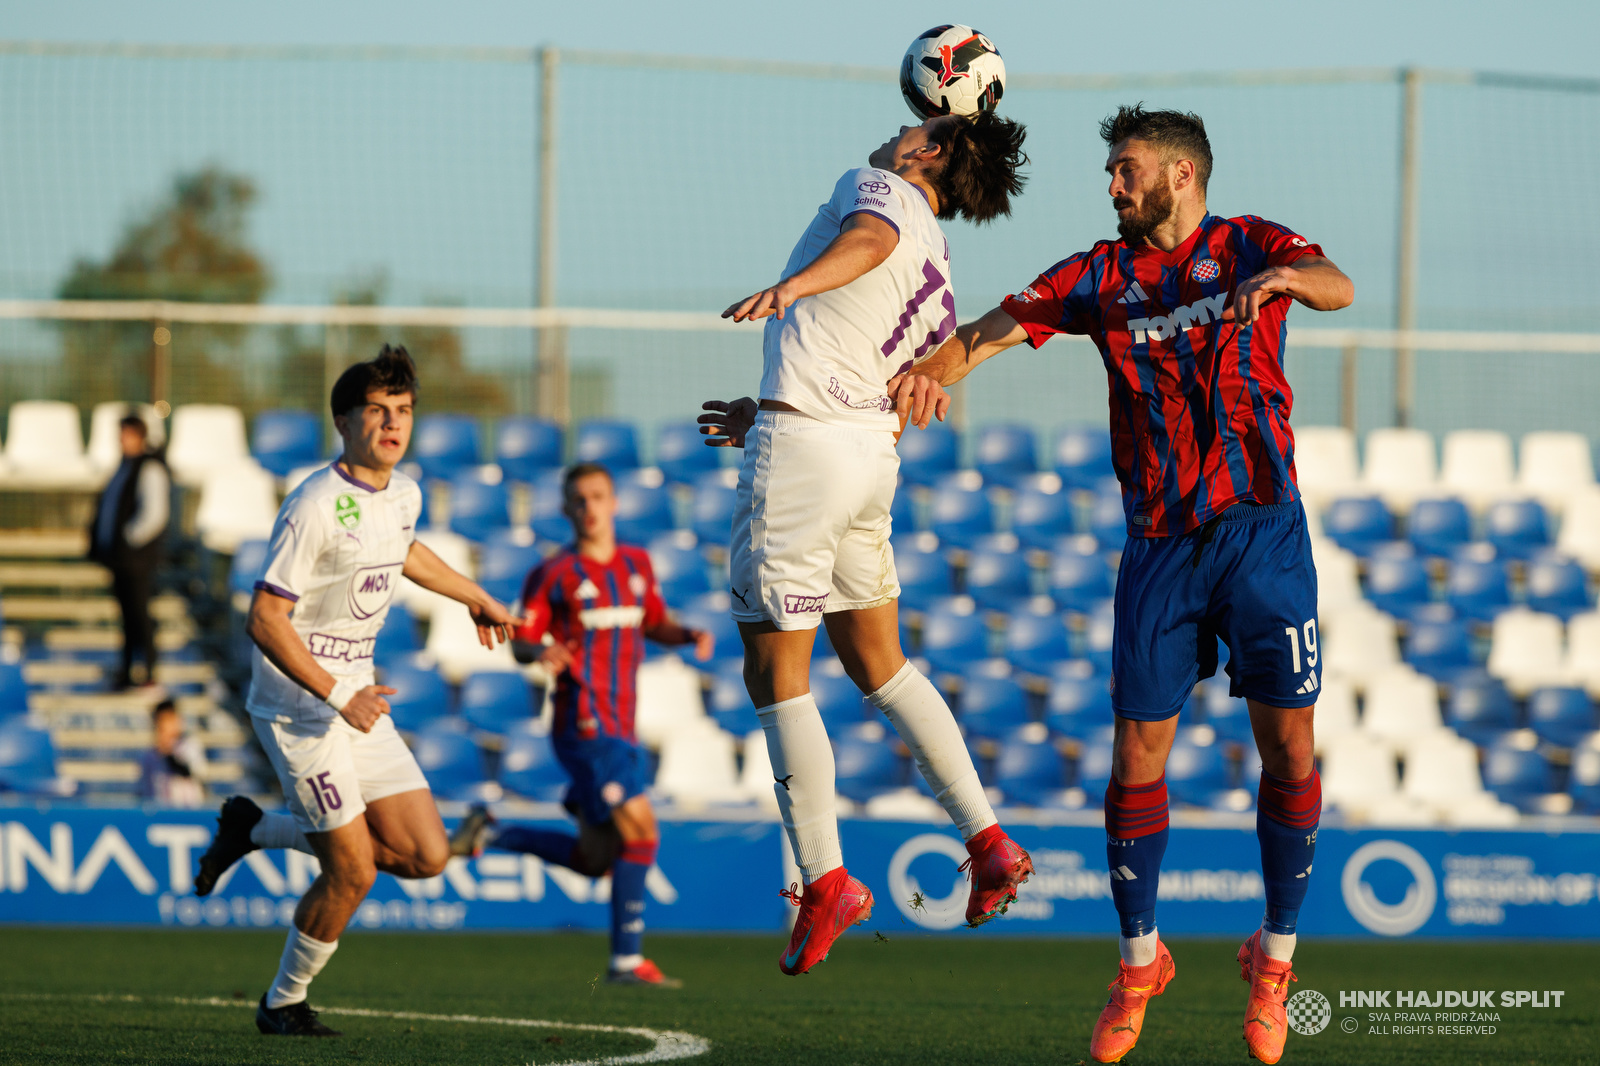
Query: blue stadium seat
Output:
[[919, 597, 991, 674], [1403, 615, 1476, 683], [0, 660, 28, 714], [1446, 556, 1513, 624], [677, 591, 740, 668], [1407, 498, 1472, 559], [1053, 426, 1114, 489], [995, 726, 1068, 806], [494, 416, 563, 482], [1005, 605, 1072, 677], [974, 424, 1037, 487], [955, 673, 1030, 739], [897, 422, 959, 487], [1008, 479, 1070, 553], [690, 469, 738, 546], [929, 475, 993, 549], [459, 671, 537, 735], [834, 722, 905, 802], [252, 410, 322, 478], [1445, 671, 1517, 746], [447, 473, 512, 543], [1571, 737, 1600, 814], [498, 725, 567, 802], [1073, 721, 1117, 802], [1165, 726, 1232, 807], [656, 422, 720, 485], [892, 532, 951, 612], [1526, 687, 1596, 747], [1365, 548, 1432, 617], [528, 469, 572, 543], [1087, 492, 1128, 554], [613, 472, 675, 544], [409, 718, 489, 800], [811, 661, 869, 734], [892, 482, 922, 535], [702, 657, 757, 735], [960, 536, 1032, 611], [646, 530, 710, 604], [229, 539, 269, 597], [1197, 677, 1254, 743], [1323, 497, 1394, 557], [412, 414, 481, 482], [374, 602, 423, 667], [1525, 556, 1593, 620], [381, 657, 453, 732], [1482, 736, 1556, 812], [1083, 598, 1117, 674], [812, 621, 837, 661], [478, 530, 544, 606], [0, 718, 64, 795], [1047, 535, 1113, 613], [1044, 659, 1111, 736], [1484, 498, 1550, 559], [574, 420, 639, 469]]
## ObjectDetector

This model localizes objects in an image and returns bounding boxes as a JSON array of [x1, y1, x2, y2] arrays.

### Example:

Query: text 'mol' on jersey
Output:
[[247, 464, 422, 723], [1001, 214, 1324, 537], [516, 545, 667, 742], [760, 167, 955, 429]]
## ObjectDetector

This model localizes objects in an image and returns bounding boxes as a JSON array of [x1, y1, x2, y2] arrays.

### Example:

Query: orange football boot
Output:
[[1238, 930, 1297, 1063], [1088, 940, 1175, 1063]]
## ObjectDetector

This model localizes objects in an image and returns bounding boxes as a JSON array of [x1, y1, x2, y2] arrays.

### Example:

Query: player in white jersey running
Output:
[[700, 112, 1034, 976], [192, 345, 520, 1036]]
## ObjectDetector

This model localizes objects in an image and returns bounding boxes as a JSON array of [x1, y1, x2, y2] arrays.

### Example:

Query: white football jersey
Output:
[[760, 167, 955, 429], [246, 463, 423, 724]]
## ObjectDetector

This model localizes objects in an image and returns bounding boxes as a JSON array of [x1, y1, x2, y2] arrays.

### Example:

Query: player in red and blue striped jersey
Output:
[[451, 462, 712, 988], [892, 106, 1352, 1064]]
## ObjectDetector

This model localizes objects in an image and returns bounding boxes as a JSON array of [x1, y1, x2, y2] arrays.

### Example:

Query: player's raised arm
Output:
[[401, 539, 519, 647], [1224, 254, 1355, 325], [722, 213, 900, 323], [887, 306, 1031, 428]]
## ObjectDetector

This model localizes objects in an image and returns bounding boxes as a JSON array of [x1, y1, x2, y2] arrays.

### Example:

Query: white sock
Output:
[[868, 661, 997, 841], [251, 812, 315, 855], [1119, 929, 1159, 968], [265, 926, 338, 1009], [1259, 928, 1297, 962], [611, 953, 643, 972], [758, 693, 842, 885]]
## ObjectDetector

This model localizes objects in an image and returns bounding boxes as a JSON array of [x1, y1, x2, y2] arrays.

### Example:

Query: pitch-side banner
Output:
[[1, 806, 1597, 937]]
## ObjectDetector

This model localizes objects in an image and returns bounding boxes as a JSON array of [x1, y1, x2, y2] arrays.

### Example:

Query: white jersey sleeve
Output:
[[256, 491, 333, 604], [828, 167, 912, 239]]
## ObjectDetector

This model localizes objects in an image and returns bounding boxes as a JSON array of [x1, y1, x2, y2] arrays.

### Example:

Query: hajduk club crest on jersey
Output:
[[1191, 258, 1221, 283]]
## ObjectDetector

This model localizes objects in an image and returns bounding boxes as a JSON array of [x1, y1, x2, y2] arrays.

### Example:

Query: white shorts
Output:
[[729, 409, 901, 631], [252, 713, 430, 834]]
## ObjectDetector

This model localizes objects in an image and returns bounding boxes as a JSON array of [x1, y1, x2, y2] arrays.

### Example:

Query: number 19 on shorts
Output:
[[1284, 619, 1318, 673]]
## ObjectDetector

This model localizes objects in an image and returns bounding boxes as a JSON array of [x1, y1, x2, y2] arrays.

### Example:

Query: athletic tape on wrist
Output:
[[325, 678, 361, 712]]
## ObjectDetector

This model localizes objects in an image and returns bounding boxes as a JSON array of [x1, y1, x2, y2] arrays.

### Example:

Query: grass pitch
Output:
[[0, 927, 1594, 1065]]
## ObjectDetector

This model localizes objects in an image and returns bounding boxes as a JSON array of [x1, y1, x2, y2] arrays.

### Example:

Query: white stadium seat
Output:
[[1321, 732, 1400, 812], [1400, 732, 1518, 826], [1292, 425, 1360, 511], [1563, 611, 1600, 698], [282, 463, 325, 494], [1311, 538, 1364, 613], [423, 603, 518, 682], [396, 530, 474, 620], [194, 461, 279, 554], [653, 718, 744, 808], [1361, 427, 1438, 513], [167, 404, 249, 488], [1518, 431, 1596, 515], [633, 654, 708, 751], [1486, 607, 1568, 696], [739, 728, 781, 810], [1361, 665, 1445, 748], [1312, 675, 1358, 753], [2, 400, 96, 487], [87, 401, 166, 475], [1440, 430, 1516, 511], [1319, 603, 1400, 689], [1556, 487, 1600, 572]]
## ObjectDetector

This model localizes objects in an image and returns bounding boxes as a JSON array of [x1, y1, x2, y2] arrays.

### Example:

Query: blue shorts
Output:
[[1111, 500, 1320, 721], [551, 734, 649, 826]]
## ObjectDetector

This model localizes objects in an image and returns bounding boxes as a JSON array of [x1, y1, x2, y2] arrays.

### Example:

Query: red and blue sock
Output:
[[1256, 769, 1322, 935], [610, 839, 656, 965], [492, 826, 578, 868], [1104, 774, 1169, 938]]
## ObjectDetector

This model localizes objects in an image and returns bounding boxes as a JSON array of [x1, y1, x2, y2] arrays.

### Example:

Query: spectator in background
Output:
[[89, 411, 169, 690], [138, 698, 206, 807]]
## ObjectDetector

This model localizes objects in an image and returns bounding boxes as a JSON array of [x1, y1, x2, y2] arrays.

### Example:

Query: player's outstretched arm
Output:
[[886, 306, 1031, 427], [402, 540, 519, 648], [722, 213, 899, 323], [643, 619, 714, 662], [1224, 255, 1354, 325], [245, 589, 396, 732]]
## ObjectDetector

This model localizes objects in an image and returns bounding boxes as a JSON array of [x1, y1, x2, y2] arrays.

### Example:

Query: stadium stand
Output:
[[497, 722, 567, 802], [249, 410, 323, 478], [447, 469, 512, 543], [411, 414, 481, 482], [655, 421, 720, 485], [3, 401, 97, 487], [1440, 430, 1516, 511], [1361, 427, 1439, 513], [194, 463, 279, 553], [1051, 426, 1114, 489], [166, 404, 250, 488], [973, 424, 1036, 487], [573, 420, 639, 469], [897, 422, 959, 487], [492, 416, 564, 482], [87, 401, 166, 476]]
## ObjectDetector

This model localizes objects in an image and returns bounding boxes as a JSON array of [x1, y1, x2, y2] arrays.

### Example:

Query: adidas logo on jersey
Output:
[[1295, 673, 1320, 696], [1127, 293, 1229, 343], [1115, 281, 1151, 305], [574, 579, 600, 601]]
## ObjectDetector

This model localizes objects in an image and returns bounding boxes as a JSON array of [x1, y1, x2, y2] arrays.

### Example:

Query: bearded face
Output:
[[1114, 168, 1176, 243]]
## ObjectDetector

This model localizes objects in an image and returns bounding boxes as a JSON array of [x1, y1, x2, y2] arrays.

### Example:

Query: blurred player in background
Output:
[[451, 463, 712, 988], [192, 345, 520, 1037], [698, 110, 1034, 977], [889, 106, 1353, 1064]]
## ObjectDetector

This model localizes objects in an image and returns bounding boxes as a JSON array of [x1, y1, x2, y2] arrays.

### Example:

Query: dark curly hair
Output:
[[330, 343, 418, 419], [927, 111, 1029, 225], [1099, 104, 1213, 192]]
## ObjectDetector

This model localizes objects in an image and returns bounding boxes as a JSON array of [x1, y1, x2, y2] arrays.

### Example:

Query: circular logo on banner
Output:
[[1341, 840, 1437, 935], [1287, 990, 1332, 1035], [887, 833, 970, 930], [1191, 258, 1221, 283]]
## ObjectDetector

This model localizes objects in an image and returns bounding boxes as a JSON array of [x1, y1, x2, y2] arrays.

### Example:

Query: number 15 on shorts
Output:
[[1284, 619, 1318, 674], [306, 770, 343, 814]]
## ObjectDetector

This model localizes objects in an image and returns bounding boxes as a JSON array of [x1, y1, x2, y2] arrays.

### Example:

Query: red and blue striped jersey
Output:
[[1000, 214, 1323, 537], [515, 545, 666, 741]]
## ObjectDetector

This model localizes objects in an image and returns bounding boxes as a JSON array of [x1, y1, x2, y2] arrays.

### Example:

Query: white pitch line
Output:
[[0, 993, 712, 1065]]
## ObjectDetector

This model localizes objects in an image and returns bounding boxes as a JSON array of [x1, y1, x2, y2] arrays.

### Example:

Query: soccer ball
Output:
[[899, 25, 1006, 120]]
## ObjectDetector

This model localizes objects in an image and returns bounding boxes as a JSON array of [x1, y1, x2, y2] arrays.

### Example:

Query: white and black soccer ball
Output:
[[899, 25, 1006, 120]]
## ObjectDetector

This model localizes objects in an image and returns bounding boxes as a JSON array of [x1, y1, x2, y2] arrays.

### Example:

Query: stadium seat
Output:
[[378, 654, 451, 731], [896, 421, 959, 487], [929, 472, 993, 549], [1564, 611, 1600, 697], [1400, 732, 1517, 826], [1323, 496, 1393, 557], [1481, 732, 1558, 813], [1523, 555, 1591, 621], [195, 463, 280, 553], [891, 482, 921, 536], [374, 601, 423, 666], [1360, 427, 1437, 513], [738, 726, 780, 809], [633, 654, 708, 750], [1571, 737, 1600, 814], [809, 658, 869, 735], [87, 401, 167, 476], [955, 673, 1031, 739], [1526, 686, 1596, 747], [1311, 676, 1359, 753], [834, 721, 905, 803], [498, 724, 566, 802], [1446, 555, 1513, 625], [1320, 733, 1402, 817], [493, 416, 563, 482], [1083, 598, 1116, 674], [960, 535, 1031, 611], [1046, 534, 1113, 613], [1403, 613, 1475, 683], [424, 600, 518, 682], [675, 590, 740, 669], [1005, 603, 1073, 677], [1011, 475, 1076, 551], [704, 657, 757, 735], [409, 718, 489, 801], [1320, 603, 1400, 688], [690, 467, 738, 546], [892, 531, 951, 612], [654, 718, 743, 806], [1045, 659, 1111, 736], [1197, 677, 1254, 743], [574, 420, 639, 469], [0, 717, 72, 796], [655, 421, 720, 485], [995, 723, 1069, 807], [1361, 667, 1445, 749], [1444, 671, 1518, 746], [646, 530, 710, 604], [1517, 431, 1596, 515], [1073, 730, 1116, 807], [1406, 497, 1473, 560], [2, 400, 95, 487], [1365, 548, 1432, 616], [228, 539, 270, 597], [477, 528, 543, 606], [1165, 726, 1232, 807], [919, 596, 991, 675], [613, 468, 675, 544], [447, 470, 512, 543], [973, 424, 1037, 487], [1484, 498, 1550, 559], [459, 671, 537, 735], [1440, 430, 1515, 511], [1292, 426, 1360, 510], [1486, 608, 1567, 696], [410, 414, 481, 482], [1052, 426, 1115, 489], [251, 410, 323, 478], [1311, 539, 1363, 613], [1556, 487, 1600, 572], [1087, 491, 1128, 554], [166, 404, 250, 488]]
